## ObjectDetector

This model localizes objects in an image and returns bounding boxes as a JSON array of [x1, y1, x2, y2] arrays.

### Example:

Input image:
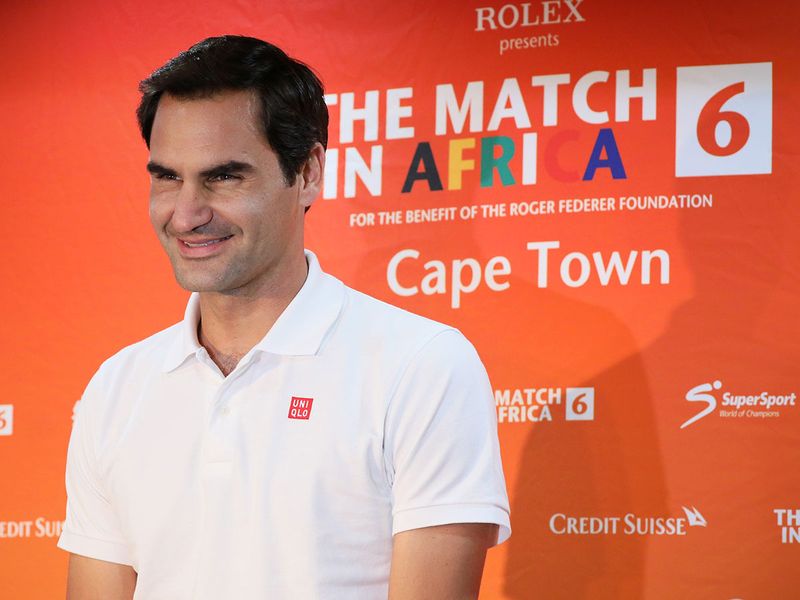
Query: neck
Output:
[[197, 253, 308, 376]]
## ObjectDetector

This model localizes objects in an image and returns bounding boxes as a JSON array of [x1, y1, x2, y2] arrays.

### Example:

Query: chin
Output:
[[173, 268, 253, 295], [172, 271, 227, 293]]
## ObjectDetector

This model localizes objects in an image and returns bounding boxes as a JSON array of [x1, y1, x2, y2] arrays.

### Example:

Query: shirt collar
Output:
[[162, 250, 344, 372]]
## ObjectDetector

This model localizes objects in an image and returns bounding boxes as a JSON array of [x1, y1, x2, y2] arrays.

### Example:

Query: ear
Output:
[[298, 143, 326, 209]]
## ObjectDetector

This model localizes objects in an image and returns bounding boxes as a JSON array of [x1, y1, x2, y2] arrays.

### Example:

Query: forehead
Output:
[[148, 90, 270, 165]]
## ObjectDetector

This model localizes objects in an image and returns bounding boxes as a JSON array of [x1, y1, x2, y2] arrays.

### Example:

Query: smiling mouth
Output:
[[181, 235, 233, 248]]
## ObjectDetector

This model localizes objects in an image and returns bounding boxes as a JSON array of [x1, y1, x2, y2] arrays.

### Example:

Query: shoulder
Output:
[[339, 282, 461, 350], [69, 319, 184, 466], [90, 322, 182, 385], [334, 280, 485, 385], [78, 321, 182, 420]]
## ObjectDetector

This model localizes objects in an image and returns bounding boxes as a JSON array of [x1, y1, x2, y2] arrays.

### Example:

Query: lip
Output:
[[175, 235, 233, 258]]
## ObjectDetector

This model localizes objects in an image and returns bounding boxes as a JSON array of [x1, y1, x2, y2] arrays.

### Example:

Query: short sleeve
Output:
[[57, 372, 133, 565], [384, 329, 511, 545]]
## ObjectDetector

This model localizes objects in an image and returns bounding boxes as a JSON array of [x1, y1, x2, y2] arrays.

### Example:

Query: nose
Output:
[[169, 182, 213, 234]]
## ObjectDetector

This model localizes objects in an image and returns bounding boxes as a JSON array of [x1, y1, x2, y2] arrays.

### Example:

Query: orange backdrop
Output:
[[1, 1, 798, 598]]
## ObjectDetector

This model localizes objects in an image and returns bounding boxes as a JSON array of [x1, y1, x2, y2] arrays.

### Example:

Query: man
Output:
[[58, 35, 510, 599]]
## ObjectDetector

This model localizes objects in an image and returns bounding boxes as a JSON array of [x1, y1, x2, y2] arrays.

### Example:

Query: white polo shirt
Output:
[[58, 250, 510, 599]]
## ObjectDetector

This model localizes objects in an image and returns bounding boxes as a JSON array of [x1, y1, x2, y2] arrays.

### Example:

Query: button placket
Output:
[[212, 354, 254, 415], [204, 356, 258, 464]]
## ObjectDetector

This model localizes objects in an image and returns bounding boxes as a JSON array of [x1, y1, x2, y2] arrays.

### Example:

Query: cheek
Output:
[[148, 196, 171, 232], [254, 202, 296, 241]]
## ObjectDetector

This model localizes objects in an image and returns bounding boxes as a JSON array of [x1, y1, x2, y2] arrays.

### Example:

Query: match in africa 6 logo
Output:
[[0, 404, 13, 436], [675, 62, 771, 177]]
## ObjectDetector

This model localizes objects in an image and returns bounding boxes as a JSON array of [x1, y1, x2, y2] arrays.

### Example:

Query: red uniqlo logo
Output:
[[288, 396, 313, 420]]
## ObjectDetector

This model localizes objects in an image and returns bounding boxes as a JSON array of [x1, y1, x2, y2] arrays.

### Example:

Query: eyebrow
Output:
[[200, 160, 255, 179], [146, 162, 177, 178], [145, 160, 255, 179]]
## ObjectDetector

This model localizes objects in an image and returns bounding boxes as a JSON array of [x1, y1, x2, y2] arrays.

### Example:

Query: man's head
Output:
[[140, 36, 327, 296], [137, 35, 328, 185]]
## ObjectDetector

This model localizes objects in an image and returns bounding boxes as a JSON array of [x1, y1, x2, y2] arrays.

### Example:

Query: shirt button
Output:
[[220, 406, 231, 416]]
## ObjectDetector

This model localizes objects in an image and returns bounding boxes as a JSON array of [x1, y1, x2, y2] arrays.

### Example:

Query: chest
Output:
[[104, 354, 392, 565]]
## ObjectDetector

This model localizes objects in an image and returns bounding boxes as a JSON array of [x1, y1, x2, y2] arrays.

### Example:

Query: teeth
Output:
[[184, 236, 230, 248]]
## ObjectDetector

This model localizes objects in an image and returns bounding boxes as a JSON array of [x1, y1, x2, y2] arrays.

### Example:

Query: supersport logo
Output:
[[680, 380, 722, 429]]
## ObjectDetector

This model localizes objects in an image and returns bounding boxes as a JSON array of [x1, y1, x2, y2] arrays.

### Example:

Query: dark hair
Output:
[[136, 35, 328, 185]]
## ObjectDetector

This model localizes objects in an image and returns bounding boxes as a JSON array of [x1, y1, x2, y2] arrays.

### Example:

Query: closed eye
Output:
[[208, 172, 241, 182], [201, 161, 254, 182]]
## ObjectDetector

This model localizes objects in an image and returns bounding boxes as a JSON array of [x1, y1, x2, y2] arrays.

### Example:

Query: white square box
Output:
[[675, 62, 771, 177], [0, 404, 13, 436], [566, 388, 594, 421]]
